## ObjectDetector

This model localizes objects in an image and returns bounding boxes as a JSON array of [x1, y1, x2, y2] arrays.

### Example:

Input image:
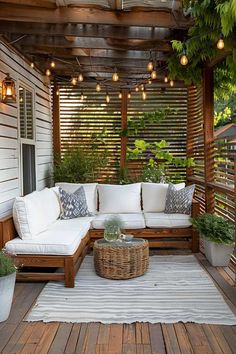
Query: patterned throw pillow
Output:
[[59, 187, 92, 220], [164, 184, 195, 215]]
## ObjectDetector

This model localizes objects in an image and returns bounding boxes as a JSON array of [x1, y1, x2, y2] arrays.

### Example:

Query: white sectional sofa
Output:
[[0, 182, 199, 287]]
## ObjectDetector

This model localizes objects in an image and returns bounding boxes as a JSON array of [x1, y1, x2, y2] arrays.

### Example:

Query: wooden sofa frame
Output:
[[0, 200, 200, 288]]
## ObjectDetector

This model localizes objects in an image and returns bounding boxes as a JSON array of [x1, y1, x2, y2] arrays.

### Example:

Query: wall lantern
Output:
[[1, 73, 16, 103]]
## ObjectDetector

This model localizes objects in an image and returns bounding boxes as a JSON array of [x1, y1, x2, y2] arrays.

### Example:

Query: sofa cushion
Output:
[[56, 183, 98, 213], [59, 187, 92, 219], [165, 184, 195, 215], [38, 188, 61, 226], [142, 182, 185, 212], [13, 191, 48, 240], [144, 213, 192, 228], [5, 217, 94, 255], [92, 213, 145, 229], [98, 183, 142, 213]]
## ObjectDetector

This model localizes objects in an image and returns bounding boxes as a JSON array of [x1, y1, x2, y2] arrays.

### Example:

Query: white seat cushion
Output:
[[144, 213, 192, 228], [55, 183, 98, 213], [142, 183, 185, 212], [98, 183, 142, 213], [92, 213, 145, 229], [5, 217, 94, 255]]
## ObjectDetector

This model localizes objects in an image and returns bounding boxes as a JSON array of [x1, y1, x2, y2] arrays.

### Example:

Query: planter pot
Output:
[[204, 239, 234, 267], [0, 272, 16, 322]]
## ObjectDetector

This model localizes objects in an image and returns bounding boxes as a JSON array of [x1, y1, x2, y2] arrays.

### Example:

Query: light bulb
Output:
[[148, 79, 152, 84], [50, 60, 56, 68], [180, 54, 188, 66], [30, 62, 34, 68], [45, 69, 51, 76], [164, 75, 168, 83], [112, 72, 119, 82], [142, 90, 147, 100], [151, 70, 157, 80], [135, 86, 139, 92], [170, 80, 174, 87], [118, 91, 122, 99], [140, 84, 144, 91], [80, 92, 84, 101], [217, 37, 224, 50], [71, 77, 77, 85], [78, 73, 84, 82], [106, 93, 110, 103], [147, 61, 153, 71], [6, 86, 12, 96], [128, 91, 131, 99], [56, 89, 59, 96], [96, 83, 101, 92]]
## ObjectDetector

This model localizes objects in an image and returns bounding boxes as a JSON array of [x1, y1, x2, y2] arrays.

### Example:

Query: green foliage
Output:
[[214, 106, 232, 126], [0, 252, 16, 277], [122, 108, 173, 137], [104, 216, 124, 232], [169, 0, 236, 96], [54, 146, 108, 183], [191, 213, 235, 245]]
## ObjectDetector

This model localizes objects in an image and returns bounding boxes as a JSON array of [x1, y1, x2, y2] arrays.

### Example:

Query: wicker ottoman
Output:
[[93, 238, 149, 280]]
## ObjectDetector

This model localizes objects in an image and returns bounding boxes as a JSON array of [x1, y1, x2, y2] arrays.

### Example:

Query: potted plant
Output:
[[0, 251, 17, 322], [191, 213, 235, 266], [104, 217, 124, 242]]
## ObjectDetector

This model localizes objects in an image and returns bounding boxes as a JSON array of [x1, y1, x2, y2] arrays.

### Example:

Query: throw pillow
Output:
[[164, 184, 195, 215], [59, 187, 92, 220]]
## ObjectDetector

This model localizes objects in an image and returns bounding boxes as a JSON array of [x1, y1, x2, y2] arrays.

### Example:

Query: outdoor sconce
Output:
[[1, 73, 16, 103]]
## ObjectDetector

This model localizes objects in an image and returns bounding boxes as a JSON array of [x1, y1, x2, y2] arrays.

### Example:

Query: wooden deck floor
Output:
[[0, 253, 235, 354]]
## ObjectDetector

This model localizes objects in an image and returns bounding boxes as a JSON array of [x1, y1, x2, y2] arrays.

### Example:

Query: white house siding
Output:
[[0, 40, 53, 218]]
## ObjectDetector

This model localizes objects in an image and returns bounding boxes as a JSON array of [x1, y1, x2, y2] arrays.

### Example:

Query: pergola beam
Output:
[[0, 5, 192, 28]]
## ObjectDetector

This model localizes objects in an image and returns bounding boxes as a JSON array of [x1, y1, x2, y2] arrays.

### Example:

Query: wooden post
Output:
[[120, 89, 128, 169], [52, 80, 61, 161], [203, 66, 215, 213], [186, 86, 195, 182]]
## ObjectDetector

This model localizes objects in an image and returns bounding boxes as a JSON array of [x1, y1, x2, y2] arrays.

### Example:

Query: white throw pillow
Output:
[[142, 182, 185, 212], [98, 183, 142, 213], [55, 183, 97, 213], [37, 188, 60, 226], [13, 191, 48, 240]]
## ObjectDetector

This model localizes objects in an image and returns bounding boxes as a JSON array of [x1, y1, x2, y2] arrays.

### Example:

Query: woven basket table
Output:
[[93, 238, 149, 280]]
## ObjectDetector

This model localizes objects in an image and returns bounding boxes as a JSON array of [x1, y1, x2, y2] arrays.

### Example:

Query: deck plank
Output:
[[149, 323, 166, 354], [174, 323, 194, 354], [162, 324, 181, 354], [185, 323, 214, 353], [108, 324, 123, 354], [64, 324, 81, 354], [48, 323, 73, 354]]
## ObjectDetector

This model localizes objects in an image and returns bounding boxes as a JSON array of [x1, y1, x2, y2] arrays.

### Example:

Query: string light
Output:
[[135, 86, 139, 92], [128, 90, 131, 99], [30, 62, 34, 68], [71, 77, 77, 85], [106, 91, 110, 103], [180, 45, 188, 66], [217, 33, 224, 50], [112, 69, 119, 82], [151, 70, 157, 80], [56, 88, 60, 96], [164, 75, 168, 83], [142, 87, 147, 100], [118, 91, 122, 99], [50, 60, 56, 68], [140, 84, 144, 91], [78, 73, 84, 82], [96, 83, 101, 92], [148, 79, 152, 84], [170, 80, 174, 87], [45, 69, 51, 76], [147, 61, 153, 72], [80, 91, 84, 101]]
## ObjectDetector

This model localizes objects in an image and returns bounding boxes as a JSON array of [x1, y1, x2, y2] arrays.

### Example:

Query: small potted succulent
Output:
[[0, 251, 17, 322], [104, 216, 124, 242], [191, 213, 235, 266]]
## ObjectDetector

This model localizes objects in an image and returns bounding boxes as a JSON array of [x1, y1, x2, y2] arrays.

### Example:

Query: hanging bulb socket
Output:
[[50, 60, 56, 68], [80, 91, 84, 101], [147, 61, 153, 72], [30, 62, 34, 68], [128, 90, 131, 99], [217, 33, 224, 50], [140, 84, 144, 91], [180, 45, 188, 66], [78, 73, 84, 82], [106, 91, 110, 103], [164, 75, 168, 83], [151, 70, 157, 80], [135, 86, 139, 92], [118, 91, 122, 99], [112, 70, 119, 82], [45, 69, 51, 77], [170, 80, 174, 87], [71, 77, 77, 86], [96, 83, 101, 92]]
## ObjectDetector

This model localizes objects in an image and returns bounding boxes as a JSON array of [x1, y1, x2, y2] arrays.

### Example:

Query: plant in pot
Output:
[[0, 251, 17, 322], [104, 217, 124, 242], [191, 213, 235, 266]]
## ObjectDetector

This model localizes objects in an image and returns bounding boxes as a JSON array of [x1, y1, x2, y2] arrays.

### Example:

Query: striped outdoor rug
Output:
[[26, 255, 236, 324]]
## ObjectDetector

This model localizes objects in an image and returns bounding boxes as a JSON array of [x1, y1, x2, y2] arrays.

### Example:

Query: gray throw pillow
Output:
[[164, 184, 195, 215], [59, 186, 92, 220]]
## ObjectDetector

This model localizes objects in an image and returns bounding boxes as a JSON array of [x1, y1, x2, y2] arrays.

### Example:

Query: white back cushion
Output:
[[142, 182, 185, 212], [98, 183, 142, 213], [38, 188, 60, 226], [13, 191, 48, 240], [55, 183, 98, 213]]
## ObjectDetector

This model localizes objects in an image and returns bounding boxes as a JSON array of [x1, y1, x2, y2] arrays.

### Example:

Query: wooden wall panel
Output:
[[0, 39, 53, 217]]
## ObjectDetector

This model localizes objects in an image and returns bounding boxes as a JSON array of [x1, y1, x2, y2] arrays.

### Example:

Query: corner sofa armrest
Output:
[[191, 199, 200, 218], [0, 215, 17, 249]]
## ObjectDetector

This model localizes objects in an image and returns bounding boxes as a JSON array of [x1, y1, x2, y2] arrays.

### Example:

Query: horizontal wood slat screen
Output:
[[57, 83, 121, 182], [127, 87, 188, 182]]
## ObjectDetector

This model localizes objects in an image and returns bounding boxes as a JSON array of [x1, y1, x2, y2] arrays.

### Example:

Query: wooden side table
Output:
[[93, 238, 149, 280]]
